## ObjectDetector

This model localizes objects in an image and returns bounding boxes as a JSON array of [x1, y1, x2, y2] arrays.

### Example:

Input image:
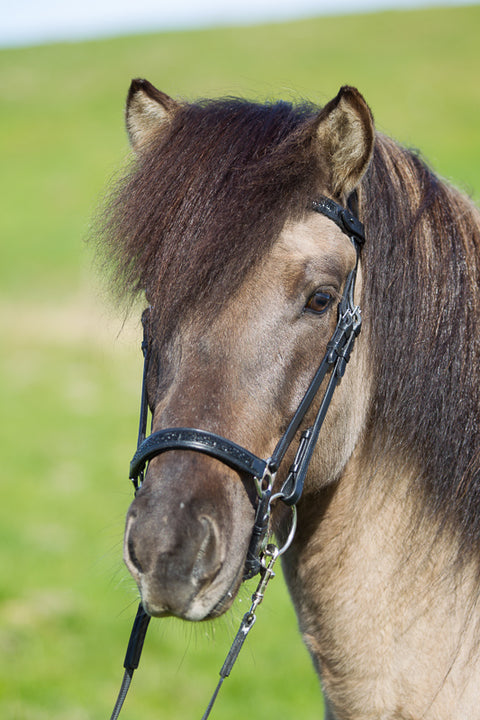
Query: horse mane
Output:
[[96, 95, 480, 563], [361, 135, 480, 560], [97, 97, 321, 342]]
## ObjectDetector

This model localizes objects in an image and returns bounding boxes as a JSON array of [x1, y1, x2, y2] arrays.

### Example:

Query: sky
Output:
[[2, 0, 477, 47]]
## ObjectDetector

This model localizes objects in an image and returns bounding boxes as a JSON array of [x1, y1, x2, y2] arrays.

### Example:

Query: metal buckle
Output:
[[253, 462, 275, 499]]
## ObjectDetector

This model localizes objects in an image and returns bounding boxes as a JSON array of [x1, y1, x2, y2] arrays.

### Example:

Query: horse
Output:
[[97, 79, 480, 719]]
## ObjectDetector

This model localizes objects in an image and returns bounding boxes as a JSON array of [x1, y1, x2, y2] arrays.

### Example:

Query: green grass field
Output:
[[1, 5, 480, 719]]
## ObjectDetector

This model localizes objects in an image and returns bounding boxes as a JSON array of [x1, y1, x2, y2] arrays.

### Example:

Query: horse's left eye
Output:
[[305, 291, 333, 315]]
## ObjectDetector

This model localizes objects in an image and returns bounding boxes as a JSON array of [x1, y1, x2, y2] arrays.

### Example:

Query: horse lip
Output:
[[207, 567, 244, 619], [135, 559, 241, 621], [144, 562, 243, 621], [140, 598, 169, 619], [208, 590, 236, 619], [178, 563, 243, 621]]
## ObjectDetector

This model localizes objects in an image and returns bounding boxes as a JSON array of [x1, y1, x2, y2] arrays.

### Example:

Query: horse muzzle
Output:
[[123, 451, 255, 620]]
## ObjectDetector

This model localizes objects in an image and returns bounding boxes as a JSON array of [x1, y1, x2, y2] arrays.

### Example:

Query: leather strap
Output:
[[130, 428, 268, 482], [312, 196, 365, 243]]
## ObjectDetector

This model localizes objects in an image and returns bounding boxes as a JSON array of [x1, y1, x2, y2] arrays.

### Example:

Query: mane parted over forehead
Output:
[[99, 97, 324, 335]]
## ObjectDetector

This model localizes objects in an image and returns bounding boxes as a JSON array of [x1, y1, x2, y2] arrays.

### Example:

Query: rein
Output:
[[109, 194, 365, 720]]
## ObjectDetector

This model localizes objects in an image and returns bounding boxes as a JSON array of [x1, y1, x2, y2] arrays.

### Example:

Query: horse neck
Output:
[[283, 448, 480, 719], [282, 151, 480, 715]]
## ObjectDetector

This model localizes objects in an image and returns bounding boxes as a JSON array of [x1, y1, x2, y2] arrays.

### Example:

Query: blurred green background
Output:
[[1, 5, 479, 719]]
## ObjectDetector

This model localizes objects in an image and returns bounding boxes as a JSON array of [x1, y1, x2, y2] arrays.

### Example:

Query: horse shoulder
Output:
[[283, 453, 480, 720]]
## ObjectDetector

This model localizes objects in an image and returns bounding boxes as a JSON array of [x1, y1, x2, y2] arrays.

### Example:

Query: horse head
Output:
[[120, 80, 374, 621]]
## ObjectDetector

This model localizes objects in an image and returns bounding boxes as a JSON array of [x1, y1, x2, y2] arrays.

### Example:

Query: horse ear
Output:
[[313, 86, 374, 197], [126, 78, 179, 151]]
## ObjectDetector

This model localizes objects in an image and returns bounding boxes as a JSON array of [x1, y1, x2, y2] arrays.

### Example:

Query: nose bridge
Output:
[[153, 322, 248, 436]]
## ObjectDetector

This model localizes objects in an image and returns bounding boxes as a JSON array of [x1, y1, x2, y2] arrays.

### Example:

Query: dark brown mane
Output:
[[98, 97, 320, 340], [361, 134, 480, 558]]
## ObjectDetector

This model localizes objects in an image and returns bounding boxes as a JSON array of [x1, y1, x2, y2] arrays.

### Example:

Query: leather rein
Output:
[[109, 194, 365, 720]]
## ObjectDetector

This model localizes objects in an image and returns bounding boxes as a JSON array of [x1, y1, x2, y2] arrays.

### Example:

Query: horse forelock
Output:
[[98, 97, 321, 341], [361, 134, 480, 561]]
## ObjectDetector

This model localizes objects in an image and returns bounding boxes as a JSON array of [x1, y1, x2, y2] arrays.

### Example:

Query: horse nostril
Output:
[[127, 535, 143, 574], [194, 516, 222, 583]]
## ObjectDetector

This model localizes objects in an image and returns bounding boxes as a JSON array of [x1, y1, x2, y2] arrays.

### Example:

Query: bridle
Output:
[[109, 194, 365, 720]]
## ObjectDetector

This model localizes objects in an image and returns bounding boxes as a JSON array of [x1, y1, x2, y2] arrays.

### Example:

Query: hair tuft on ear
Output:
[[126, 79, 179, 151], [314, 86, 375, 197]]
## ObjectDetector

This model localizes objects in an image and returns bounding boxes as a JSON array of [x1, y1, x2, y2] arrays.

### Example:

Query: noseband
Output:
[[110, 194, 365, 720]]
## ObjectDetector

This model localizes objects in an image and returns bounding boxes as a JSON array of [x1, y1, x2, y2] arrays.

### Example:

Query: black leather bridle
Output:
[[130, 194, 364, 573], [109, 194, 365, 720]]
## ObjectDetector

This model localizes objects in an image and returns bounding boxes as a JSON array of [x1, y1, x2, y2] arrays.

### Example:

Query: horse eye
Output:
[[305, 291, 333, 315]]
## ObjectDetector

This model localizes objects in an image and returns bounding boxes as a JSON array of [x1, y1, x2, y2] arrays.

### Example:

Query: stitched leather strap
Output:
[[312, 196, 365, 243], [130, 428, 268, 481]]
